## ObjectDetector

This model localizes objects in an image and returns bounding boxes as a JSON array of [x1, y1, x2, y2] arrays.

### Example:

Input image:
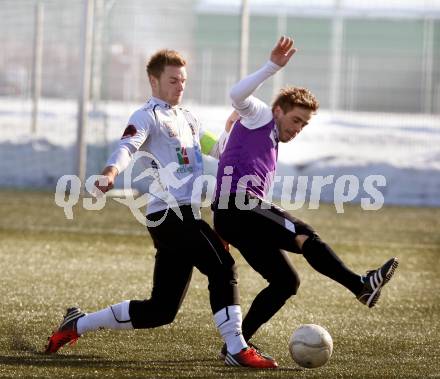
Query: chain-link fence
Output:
[[1, 0, 439, 205]]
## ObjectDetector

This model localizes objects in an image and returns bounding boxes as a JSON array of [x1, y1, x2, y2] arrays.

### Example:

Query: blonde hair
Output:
[[146, 49, 186, 79], [272, 87, 319, 113]]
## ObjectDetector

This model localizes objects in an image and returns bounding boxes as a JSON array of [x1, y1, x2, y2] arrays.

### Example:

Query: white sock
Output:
[[214, 305, 247, 355], [77, 300, 133, 335]]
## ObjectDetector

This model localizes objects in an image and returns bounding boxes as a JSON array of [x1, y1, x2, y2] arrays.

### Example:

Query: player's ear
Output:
[[273, 105, 284, 118], [149, 74, 159, 90]]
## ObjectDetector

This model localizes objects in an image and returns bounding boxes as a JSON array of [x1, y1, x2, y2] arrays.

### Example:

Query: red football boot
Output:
[[45, 307, 85, 353], [225, 346, 278, 369]]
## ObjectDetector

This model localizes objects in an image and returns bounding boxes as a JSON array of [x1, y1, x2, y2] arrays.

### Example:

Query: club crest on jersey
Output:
[[163, 122, 178, 138], [121, 125, 137, 139]]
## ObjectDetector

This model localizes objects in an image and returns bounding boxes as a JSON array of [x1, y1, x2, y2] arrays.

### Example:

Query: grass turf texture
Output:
[[0, 190, 439, 378]]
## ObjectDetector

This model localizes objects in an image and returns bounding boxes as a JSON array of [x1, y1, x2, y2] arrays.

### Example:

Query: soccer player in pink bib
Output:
[[213, 36, 399, 360]]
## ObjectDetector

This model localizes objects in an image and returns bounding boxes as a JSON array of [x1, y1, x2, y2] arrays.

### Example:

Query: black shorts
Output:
[[213, 194, 317, 254]]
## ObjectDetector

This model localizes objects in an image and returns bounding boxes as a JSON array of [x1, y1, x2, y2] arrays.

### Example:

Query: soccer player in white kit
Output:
[[45, 49, 277, 369]]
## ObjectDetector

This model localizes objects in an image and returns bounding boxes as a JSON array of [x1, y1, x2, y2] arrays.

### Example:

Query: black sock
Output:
[[241, 280, 297, 341], [301, 236, 363, 296]]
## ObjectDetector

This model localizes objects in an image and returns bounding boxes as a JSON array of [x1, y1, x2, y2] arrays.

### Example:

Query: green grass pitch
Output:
[[0, 190, 439, 378]]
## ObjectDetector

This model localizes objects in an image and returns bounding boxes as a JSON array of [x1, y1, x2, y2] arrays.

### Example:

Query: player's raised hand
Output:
[[270, 36, 297, 67]]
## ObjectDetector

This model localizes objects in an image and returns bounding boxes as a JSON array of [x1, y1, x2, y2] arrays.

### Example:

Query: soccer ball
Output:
[[288, 324, 333, 368]]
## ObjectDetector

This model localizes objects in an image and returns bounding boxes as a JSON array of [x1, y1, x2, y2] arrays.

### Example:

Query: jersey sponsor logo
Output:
[[176, 147, 190, 165], [163, 122, 178, 138], [176, 147, 193, 173], [121, 125, 137, 139]]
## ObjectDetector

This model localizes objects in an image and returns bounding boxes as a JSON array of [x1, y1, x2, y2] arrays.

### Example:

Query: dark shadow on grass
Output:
[[6, 332, 303, 374], [0, 354, 219, 369], [0, 354, 303, 374]]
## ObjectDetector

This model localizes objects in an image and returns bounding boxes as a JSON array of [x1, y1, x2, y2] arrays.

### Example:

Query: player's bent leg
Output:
[[241, 271, 299, 342], [214, 206, 301, 364], [129, 236, 194, 328], [236, 244, 300, 341], [128, 270, 192, 328], [218, 277, 295, 362], [194, 220, 240, 312], [129, 267, 192, 328], [194, 221, 277, 368], [193, 222, 248, 356], [220, 248, 299, 365], [129, 300, 182, 328]]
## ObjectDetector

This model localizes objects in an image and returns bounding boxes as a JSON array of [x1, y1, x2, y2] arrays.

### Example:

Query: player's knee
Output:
[[157, 308, 179, 326], [299, 233, 322, 254], [210, 262, 238, 287], [286, 273, 301, 296], [296, 230, 322, 250], [271, 271, 300, 298], [295, 234, 309, 250], [138, 308, 179, 328], [129, 300, 179, 328], [276, 280, 299, 300]]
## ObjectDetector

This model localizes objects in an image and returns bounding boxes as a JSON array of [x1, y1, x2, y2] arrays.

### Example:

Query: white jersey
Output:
[[106, 97, 227, 215]]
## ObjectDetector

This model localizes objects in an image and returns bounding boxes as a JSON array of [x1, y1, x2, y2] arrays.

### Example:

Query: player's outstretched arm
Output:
[[230, 36, 297, 106], [270, 36, 297, 67], [229, 36, 297, 126], [93, 144, 133, 195]]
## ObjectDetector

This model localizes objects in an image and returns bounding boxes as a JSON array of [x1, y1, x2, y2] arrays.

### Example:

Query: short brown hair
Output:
[[272, 87, 319, 113], [146, 49, 186, 79]]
